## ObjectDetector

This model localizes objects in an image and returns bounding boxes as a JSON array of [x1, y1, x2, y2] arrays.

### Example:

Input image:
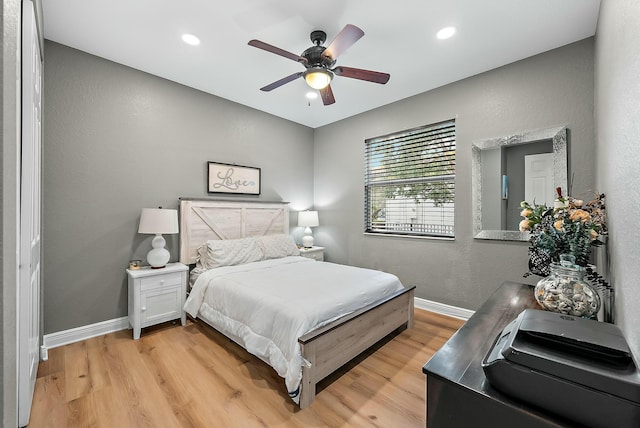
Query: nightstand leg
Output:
[[181, 312, 186, 326], [133, 327, 141, 340]]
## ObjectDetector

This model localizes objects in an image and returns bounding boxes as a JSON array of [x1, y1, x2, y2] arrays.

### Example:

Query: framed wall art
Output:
[[207, 162, 261, 195]]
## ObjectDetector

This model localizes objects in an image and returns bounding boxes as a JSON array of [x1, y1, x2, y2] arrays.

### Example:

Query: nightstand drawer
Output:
[[140, 272, 183, 291]]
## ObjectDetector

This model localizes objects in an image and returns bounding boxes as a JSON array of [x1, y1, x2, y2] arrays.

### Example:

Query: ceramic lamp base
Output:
[[302, 227, 314, 248], [147, 234, 170, 268]]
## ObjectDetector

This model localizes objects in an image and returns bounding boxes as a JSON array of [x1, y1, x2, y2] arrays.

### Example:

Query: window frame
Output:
[[364, 119, 456, 239]]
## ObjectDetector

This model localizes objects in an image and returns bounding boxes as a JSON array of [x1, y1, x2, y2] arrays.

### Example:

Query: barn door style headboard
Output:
[[179, 198, 290, 264]]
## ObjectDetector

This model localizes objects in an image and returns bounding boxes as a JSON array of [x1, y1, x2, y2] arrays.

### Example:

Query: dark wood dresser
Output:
[[422, 281, 576, 427]]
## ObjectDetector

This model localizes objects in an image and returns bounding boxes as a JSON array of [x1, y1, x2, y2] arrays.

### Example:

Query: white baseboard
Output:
[[40, 298, 472, 356], [414, 297, 474, 320], [40, 345, 48, 361], [42, 316, 130, 355]]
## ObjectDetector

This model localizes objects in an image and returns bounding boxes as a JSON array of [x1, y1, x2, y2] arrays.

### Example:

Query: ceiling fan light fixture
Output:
[[247, 24, 388, 106], [304, 68, 333, 90]]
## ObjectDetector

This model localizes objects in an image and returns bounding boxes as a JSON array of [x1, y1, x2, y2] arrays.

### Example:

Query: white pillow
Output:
[[195, 242, 209, 267], [256, 234, 300, 260], [204, 237, 264, 269]]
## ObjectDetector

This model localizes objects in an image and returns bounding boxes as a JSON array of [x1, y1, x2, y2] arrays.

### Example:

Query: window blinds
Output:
[[364, 119, 456, 238]]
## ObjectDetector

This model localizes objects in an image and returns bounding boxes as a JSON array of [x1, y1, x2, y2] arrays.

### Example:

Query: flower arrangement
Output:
[[519, 188, 606, 276]]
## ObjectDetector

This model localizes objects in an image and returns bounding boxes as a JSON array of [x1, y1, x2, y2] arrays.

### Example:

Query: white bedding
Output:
[[183, 256, 404, 402]]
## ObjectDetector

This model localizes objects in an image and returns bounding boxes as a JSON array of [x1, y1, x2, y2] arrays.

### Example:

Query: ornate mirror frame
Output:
[[472, 126, 568, 241]]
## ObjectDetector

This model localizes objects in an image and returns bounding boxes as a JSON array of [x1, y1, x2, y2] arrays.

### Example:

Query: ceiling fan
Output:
[[248, 24, 390, 105]]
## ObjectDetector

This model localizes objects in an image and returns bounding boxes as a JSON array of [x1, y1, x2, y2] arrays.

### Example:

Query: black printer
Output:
[[482, 309, 640, 428]]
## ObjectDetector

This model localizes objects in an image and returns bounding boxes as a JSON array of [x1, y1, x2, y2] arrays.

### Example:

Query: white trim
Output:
[[40, 298, 473, 353], [39, 346, 48, 362], [42, 316, 130, 353], [414, 297, 474, 321]]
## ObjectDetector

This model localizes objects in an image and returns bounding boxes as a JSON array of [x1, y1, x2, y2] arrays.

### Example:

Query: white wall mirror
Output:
[[472, 126, 568, 241]]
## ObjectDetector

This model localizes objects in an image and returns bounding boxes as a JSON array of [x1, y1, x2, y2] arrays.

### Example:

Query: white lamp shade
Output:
[[298, 210, 319, 227], [138, 208, 179, 234]]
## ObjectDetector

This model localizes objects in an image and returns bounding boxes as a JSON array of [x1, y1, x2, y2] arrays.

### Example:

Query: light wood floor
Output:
[[29, 309, 464, 427]]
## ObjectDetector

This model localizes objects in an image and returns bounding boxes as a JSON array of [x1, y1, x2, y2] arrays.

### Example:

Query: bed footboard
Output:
[[297, 286, 415, 409]]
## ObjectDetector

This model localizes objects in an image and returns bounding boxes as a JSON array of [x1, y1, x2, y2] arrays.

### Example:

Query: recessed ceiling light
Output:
[[436, 26, 456, 40], [306, 92, 318, 100], [181, 33, 200, 46]]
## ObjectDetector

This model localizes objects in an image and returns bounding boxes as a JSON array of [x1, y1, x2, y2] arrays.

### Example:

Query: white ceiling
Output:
[[42, 0, 601, 128]]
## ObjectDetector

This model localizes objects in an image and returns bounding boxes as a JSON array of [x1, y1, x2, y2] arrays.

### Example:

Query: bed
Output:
[[179, 198, 415, 409]]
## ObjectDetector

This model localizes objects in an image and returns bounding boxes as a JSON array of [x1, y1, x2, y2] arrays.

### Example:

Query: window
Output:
[[364, 119, 456, 238]]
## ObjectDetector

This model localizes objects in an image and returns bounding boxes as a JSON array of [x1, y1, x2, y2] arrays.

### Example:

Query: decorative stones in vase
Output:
[[534, 255, 601, 319]]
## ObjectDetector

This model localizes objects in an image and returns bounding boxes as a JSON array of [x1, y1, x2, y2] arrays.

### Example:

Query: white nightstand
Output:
[[127, 262, 188, 340], [299, 246, 325, 261]]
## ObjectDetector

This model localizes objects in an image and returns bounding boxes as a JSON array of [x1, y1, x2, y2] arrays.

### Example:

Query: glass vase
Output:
[[534, 256, 601, 319]]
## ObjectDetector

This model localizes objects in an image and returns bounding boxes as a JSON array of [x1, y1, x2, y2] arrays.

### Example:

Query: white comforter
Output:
[[183, 256, 404, 402]]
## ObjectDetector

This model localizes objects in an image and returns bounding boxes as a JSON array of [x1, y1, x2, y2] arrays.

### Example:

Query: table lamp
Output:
[[298, 210, 319, 248], [138, 207, 179, 268]]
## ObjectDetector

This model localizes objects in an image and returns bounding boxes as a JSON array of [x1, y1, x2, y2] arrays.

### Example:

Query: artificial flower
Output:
[[569, 209, 590, 223], [519, 219, 530, 232], [520, 208, 533, 218]]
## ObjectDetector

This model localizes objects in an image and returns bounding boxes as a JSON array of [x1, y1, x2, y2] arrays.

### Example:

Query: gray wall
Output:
[[595, 0, 640, 357], [313, 38, 595, 310], [43, 41, 314, 334]]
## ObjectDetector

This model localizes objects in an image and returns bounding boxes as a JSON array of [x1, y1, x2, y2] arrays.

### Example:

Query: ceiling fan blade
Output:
[[260, 72, 303, 91], [323, 24, 364, 61], [248, 40, 308, 64], [334, 66, 390, 84], [319, 85, 335, 105]]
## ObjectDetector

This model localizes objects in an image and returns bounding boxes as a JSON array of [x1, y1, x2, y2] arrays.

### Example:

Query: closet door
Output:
[[19, 1, 42, 425]]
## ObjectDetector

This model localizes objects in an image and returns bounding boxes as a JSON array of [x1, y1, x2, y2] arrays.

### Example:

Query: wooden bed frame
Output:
[[179, 198, 415, 409]]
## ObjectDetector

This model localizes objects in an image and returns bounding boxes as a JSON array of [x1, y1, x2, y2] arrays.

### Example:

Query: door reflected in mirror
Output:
[[472, 126, 568, 241]]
